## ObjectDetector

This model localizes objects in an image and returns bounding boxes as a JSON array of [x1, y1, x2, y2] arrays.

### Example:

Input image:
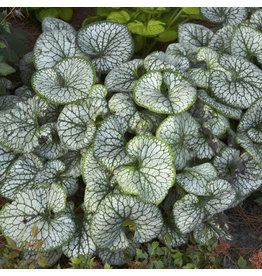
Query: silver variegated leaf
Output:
[[104, 59, 144, 92], [42, 16, 76, 33], [249, 9, 262, 31], [82, 148, 115, 213], [210, 55, 262, 109], [0, 95, 23, 111], [0, 184, 75, 252], [0, 153, 44, 199], [57, 86, 108, 151], [203, 179, 236, 217], [156, 112, 200, 170], [34, 122, 68, 160], [236, 133, 262, 168], [0, 144, 18, 182], [114, 135, 175, 205], [193, 221, 231, 244], [32, 57, 96, 104], [33, 29, 83, 70], [60, 151, 82, 178], [0, 96, 49, 153], [176, 163, 218, 196], [173, 194, 204, 234], [200, 7, 248, 26], [238, 98, 262, 143], [144, 51, 189, 72], [94, 115, 135, 171], [77, 21, 134, 73], [208, 25, 234, 53], [90, 194, 163, 251], [231, 25, 262, 64], [159, 223, 188, 248], [133, 71, 197, 114], [178, 23, 213, 51], [198, 90, 242, 120], [23, 249, 63, 268], [98, 241, 138, 266], [62, 217, 96, 258], [213, 147, 262, 197], [36, 160, 79, 197], [166, 42, 196, 61]]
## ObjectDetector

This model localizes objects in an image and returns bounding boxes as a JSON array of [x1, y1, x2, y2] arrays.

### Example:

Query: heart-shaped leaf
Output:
[[231, 25, 262, 64], [133, 71, 197, 114], [178, 23, 213, 51], [82, 148, 115, 213], [0, 96, 49, 153], [90, 194, 163, 251], [62, 216, 96, 258], [210, 55, 262, 109], [94, 115, 135, 171], [104, 59, 144, 92], [57, 85, 108, 151], [0, 184, 75, 252], [114, 135, 175, 204], [32, 57, 96, 104], [42, 16, 76, 33], [33, 30, 84, 70], [176, 163, 218, 196], [144, 51, 189, 72], [200, 7, 248, 26], [249, 9, 262, 31], [77, 21, 134, 73]]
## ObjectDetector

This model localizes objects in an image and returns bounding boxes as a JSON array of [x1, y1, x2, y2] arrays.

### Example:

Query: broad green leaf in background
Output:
[[107, 10, 131, 24], [128, 20, 166, 36], [0, 62, 15, 76], [114, 135, 175, 204]]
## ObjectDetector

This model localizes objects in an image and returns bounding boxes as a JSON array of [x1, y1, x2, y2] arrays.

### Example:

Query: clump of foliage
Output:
[[1, 7, 262, 268], [82, 7, 204, 55]]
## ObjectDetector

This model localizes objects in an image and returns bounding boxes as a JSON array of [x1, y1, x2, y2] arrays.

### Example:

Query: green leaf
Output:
[[32, 57, 96, 104], [0, 184, 75, 252], [59, 7, 73, 21], [133, 71, 197, 114], [128, 20, 166, 36], [77, 21, 134, 73], [90, 194, 163, 251], [238, 256, 248, 269], [157, 30, 178, 42], [107, 10, 130, 24], [0, 62, 15, 76], [182, 7, 200, 15], [114, 135, 176, 204]]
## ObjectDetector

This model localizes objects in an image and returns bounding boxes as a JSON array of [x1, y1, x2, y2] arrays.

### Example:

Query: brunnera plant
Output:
[[1, 9, 262, 267]]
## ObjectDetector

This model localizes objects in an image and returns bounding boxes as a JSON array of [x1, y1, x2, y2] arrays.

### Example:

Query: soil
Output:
[[1, 7, 262, 269]]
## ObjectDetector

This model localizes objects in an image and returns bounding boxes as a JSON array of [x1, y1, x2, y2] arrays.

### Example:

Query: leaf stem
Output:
[[0, 8, 16, 25], [169, 9, 184, 27]]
